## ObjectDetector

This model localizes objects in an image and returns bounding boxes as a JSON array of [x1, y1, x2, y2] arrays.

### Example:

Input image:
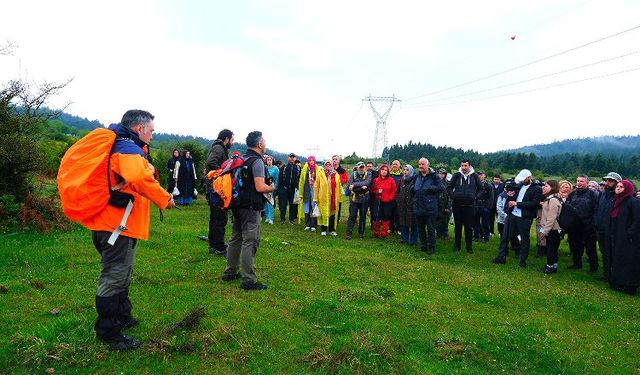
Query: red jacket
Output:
[[372, 165, 397, 203]]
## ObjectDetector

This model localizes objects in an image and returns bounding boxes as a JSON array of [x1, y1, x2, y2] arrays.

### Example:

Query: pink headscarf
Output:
[[307, 156, 316, 173]]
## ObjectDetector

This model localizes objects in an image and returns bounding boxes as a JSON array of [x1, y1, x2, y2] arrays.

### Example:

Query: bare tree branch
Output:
[[0, 41, 15, 55]]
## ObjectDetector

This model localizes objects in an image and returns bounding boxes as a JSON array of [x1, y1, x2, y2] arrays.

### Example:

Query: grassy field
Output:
[[1, 199, 639, 374]]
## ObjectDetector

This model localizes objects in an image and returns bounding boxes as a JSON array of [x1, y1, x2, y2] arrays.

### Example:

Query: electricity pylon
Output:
[[362, 94, 401, 159]]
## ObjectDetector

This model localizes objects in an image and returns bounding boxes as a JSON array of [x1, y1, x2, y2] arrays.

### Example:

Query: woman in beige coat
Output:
[[538, 180, 563, 274]]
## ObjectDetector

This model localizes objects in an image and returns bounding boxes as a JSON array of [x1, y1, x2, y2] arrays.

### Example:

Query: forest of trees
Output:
[[383, 141, 640, 179]]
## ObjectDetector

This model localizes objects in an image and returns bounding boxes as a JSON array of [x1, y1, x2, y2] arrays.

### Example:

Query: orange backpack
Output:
[[206, 154, 258, 209], [57, 128, 117, 222]]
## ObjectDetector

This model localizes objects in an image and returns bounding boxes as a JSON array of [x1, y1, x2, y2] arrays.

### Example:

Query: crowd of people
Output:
[[176, 132, 640, 299], [64, 111, 639, 351]]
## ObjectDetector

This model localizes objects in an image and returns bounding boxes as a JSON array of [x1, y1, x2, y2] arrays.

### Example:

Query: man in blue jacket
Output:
[[412, 158, 443, 254]]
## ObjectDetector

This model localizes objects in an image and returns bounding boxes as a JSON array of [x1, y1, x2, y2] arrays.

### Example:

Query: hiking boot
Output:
[[491, 257, 506, 264], [100, 334, 141, 351], [519, 261, 527, 268], [121, 317, 139, 329], [566, 264, 582, 270], [240, 281, 268, 291], [209, 247, 227, 256], [221, 272, 241, 281], [198, 235, 209, 242]]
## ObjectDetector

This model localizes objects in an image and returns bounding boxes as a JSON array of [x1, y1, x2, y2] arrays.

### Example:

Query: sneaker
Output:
[[321, 231, 327, 236], [310, 227, 316, 232], [122, 317, 139, 329], [289, 221, 296, 225], [267, 219, 274, 225], [304, 226, 311, 231], [240, 281, 268, 291], [100, 334, 141, 351], [491, 257, 506, 264], [330, 231, 338, 236], [209, 247, 227, 256], [221, 272, 241, 281], [538, 266, 557, 274]]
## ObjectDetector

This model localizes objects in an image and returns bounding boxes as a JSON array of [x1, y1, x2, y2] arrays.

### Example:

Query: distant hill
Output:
[[505, 135, 640, 157]]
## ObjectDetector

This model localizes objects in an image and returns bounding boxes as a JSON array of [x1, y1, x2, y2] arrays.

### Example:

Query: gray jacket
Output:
[[348, 170, 372, 204]]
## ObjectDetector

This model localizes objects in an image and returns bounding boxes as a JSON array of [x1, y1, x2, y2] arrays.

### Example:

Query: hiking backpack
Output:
[[206, 155, 258, 209], [57, 128, 118, 222]]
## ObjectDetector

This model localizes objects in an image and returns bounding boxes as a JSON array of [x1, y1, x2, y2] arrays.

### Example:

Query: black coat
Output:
[[492, 182, 504, 210], [447, 172, 481, 207], [594, 188, 615, 232], [176, 157, 197, 198], [566, 188, 598, 225], [205, 140, 229, 173], [476, 180, 494, 209], [278, 163, 300, 190], [606, 197, 640, 288], [513, 183, 542, 219], [396, 176, 415, 226], [412, 170, 443, 216]]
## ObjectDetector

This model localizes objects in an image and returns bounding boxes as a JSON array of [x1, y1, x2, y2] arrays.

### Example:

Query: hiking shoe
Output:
[[122, 317, 139, 329], [100, 334, 141, 351], [310, 227, 316, 232], [539, 265, 557, 274], [209, 247, 227, 256], [240, 281, 268, 291], [222, 272, 241, 281], [304, 226, 311, 231], [330, 231, 338, 236], [491, 257, 506, 264], [321, 231, 327, 236]]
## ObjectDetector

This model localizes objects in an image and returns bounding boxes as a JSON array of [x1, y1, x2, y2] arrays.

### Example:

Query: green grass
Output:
[[1, 199, 639, 374]]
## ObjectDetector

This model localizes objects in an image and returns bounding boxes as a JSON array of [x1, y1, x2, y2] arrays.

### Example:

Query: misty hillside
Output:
[[506, 135, 640, 157]]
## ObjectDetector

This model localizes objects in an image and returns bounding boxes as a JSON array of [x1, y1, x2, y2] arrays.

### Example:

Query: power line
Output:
[[409, 65, 640, 108], [404, 24, 640, 102], [406, 49, 640, 107]]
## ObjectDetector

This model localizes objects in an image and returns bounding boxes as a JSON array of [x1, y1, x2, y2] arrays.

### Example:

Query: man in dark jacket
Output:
[[412, 158, 443, 254], [594, 172, 622, 281], [205, 129, 234, 256], [447, 159, 481, 253], [278, 153, 301, 224], [473, 171, 494, 242], [492, 170, 541, 267], [346, 162, 372, 239], [566, 175, 599, 273], [490, 174, 504, 235]]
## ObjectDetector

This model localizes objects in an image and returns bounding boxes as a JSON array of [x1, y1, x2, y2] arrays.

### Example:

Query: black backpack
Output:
[[554, 196, 579, 231]]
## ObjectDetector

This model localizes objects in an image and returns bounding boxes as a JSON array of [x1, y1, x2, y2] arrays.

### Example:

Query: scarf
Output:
[[611, 179, 635, 218], [307, 155, 317, 173]]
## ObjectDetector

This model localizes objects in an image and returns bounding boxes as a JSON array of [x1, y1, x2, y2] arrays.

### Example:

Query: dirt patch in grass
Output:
[[30, 280, 45, 290], [0, 284, 8, 293]]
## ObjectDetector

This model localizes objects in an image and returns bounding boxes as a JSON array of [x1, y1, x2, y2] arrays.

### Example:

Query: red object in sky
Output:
[[510, 35, 516, 40]]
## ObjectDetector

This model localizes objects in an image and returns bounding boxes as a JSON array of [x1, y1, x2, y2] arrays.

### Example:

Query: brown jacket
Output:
[[539, 194, 562, 236]]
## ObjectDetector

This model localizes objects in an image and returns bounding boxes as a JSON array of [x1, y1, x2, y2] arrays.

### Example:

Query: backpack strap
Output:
[[107, 200, 134, 245]]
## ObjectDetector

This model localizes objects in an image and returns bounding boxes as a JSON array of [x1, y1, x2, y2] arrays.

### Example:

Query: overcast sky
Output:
[[2, 1, 640, 159]]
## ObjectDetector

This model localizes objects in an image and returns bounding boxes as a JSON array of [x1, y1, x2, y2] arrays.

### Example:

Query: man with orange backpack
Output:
[[61, 110, 175, 350]]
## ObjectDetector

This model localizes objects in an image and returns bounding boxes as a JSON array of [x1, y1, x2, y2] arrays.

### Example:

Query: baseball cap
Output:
[[288, 153, 296, 157], [356, 161, 365, 168], [602, 172, 621, 182], [438, 167, 447, 173]]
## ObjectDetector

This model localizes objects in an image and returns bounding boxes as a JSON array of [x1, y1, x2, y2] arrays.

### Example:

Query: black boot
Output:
[[96, 295, 140, 350], [117, 291, 138, 329]]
